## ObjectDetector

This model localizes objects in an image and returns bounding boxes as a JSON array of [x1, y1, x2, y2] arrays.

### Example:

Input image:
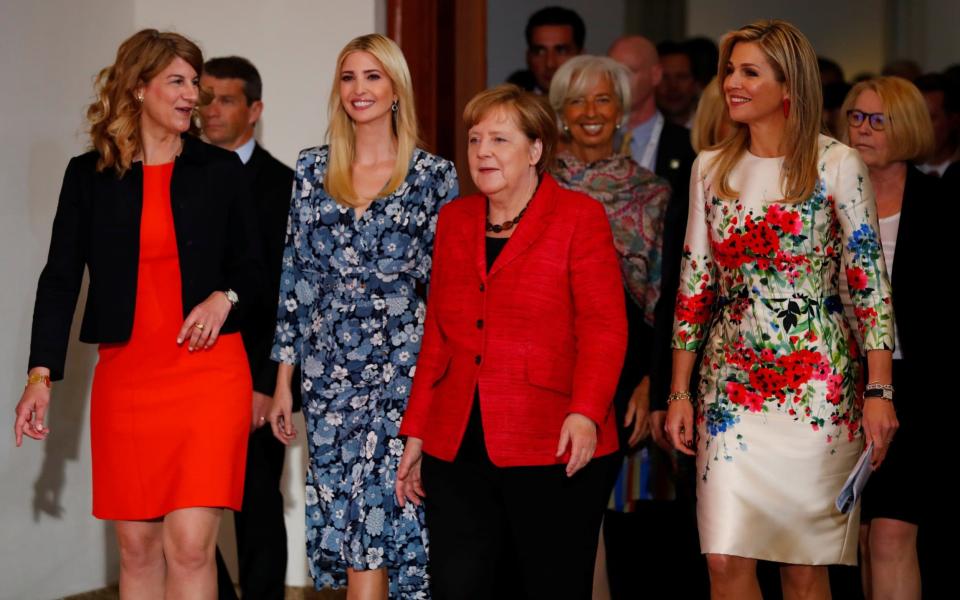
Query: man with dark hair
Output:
[[199, 55, 298, 600], [915, 72, 960, 176], [655, 40, 699, 128], [684, 36, 720, 91], [506, 5, 585, 94]]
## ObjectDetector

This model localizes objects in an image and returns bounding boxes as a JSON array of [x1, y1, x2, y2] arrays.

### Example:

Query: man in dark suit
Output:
[[199, 56, 298, 600]]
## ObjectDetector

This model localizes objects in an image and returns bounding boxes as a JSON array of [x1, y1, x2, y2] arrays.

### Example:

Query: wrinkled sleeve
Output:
[[271, 150, 320, 366], [672, 154, 718, 351], [834, 148, 894, 351]]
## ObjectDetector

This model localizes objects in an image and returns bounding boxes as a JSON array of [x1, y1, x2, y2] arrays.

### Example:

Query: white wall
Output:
[[487, 0, 626, 87], [0, 1, 378, 598], [687, 0, 886, 79]]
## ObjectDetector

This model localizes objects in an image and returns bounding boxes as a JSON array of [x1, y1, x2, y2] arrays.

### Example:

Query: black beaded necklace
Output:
[[485, 176, 540, 233]]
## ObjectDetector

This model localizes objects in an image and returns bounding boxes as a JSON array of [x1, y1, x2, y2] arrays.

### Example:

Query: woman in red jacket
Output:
[[395, 84, 627, 599]]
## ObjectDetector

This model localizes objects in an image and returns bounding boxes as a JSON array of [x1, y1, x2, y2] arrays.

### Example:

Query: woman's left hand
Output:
[[177, 291, 233, 351], [862, 397, 898, 469], [556, 413, 597, 477]]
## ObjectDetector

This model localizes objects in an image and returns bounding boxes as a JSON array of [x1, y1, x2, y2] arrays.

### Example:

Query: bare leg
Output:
[[865, 518, 920, 600], [780, 564, 830, 600], [116, 519, 165, 600], [706, 554, 761, 600], [346, 568, 389, 600], [162, 507, 222, 599], [592, 524, 611, 600]]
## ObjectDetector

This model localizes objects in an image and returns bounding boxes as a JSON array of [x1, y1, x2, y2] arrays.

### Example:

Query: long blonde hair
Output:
[[711, 20, 822, 204], [87, 29, 204, 177], [690, 77, 733, 153], [324, 34, 419, 207]]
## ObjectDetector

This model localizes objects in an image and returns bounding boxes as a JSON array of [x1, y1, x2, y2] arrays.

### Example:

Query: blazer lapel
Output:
[[488, 174, 559, 278]]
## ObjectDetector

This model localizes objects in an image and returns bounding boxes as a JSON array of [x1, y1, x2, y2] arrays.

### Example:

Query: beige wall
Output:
[[0, 1, 378, 598]]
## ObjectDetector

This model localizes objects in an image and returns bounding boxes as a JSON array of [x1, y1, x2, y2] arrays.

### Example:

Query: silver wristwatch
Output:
[[224, 289, 239, 309]]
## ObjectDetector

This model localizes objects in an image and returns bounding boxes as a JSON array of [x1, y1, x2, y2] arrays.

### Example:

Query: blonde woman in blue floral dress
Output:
[[268, 34, 457, 599], [664, 21, 898, 599]]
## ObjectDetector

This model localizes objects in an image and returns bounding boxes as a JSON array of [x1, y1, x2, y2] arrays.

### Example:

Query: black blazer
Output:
[[29, 135, 263, 380], [892, 165, 945, 367], [650, 122, 696, 411], [239, 143, 301, 409]]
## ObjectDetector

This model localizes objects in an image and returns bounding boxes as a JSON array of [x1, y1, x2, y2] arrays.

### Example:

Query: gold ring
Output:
[[194, 323, 205, 330]]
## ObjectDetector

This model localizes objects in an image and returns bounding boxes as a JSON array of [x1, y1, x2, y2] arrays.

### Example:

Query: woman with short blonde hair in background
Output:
[[269, 33, 458, 598], [690, 77, 733, 153], [839, 76, 939, 600], [665, 20, 897, 598]]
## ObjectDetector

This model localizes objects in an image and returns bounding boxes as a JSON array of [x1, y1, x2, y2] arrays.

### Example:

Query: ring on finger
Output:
[[194, 323, 205, 331]]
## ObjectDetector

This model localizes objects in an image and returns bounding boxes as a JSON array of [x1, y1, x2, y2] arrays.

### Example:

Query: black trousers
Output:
[[216, 425, 288, 600], [421, 447, 618, 600]]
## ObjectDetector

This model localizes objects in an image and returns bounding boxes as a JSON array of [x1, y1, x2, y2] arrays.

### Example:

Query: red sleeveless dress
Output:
[[90, 162, 251, 520]]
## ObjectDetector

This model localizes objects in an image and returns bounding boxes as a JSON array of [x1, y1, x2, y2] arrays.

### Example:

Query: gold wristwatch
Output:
[[26, 373, 51, 388]]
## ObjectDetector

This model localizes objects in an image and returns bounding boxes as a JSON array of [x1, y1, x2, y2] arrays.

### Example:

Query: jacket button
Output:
[[476, 319, 484, 329], [479, 283, 485, 292], [474, 355, 481, 365]]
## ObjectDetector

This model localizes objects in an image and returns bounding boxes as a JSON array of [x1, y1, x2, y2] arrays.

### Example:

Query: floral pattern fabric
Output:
[[272, 145, 458, 597], [672, 137, 894, 479]]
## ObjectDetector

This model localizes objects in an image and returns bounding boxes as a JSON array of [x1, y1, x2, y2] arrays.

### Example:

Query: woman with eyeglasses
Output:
[[838, 76, 941, 600], [664, 21, 897, 598]]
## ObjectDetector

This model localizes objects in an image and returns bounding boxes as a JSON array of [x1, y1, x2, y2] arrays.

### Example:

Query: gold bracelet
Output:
[[26, 373, 51, 388], [667, 390, 693, 404]]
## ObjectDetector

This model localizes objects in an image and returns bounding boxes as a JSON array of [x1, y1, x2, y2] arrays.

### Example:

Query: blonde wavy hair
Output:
[[691, 77, 733, 153], [711, 20, 822, 204], [324, 34, 419, 208], [87, 29, 205, 177], [838, 77, 935, 164]]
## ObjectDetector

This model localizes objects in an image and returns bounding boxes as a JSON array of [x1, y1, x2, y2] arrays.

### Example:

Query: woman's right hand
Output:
[[665, 396, 695, 456], [396, 437, 425, 507], [14, 371, 52, 446], [268, 381, 296, 445]]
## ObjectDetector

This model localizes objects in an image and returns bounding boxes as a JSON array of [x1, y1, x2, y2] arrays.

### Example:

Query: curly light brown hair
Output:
[[87, 29, 205, 176]]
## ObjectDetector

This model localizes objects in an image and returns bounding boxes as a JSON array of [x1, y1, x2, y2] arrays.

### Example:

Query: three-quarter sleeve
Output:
[[672, 154, 718, 351], [834, 148, 894, 351], [271, 150, 319, 366]]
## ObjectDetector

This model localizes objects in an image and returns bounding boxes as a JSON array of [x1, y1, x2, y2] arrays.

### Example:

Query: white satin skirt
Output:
[[696, 408, 862, 565]]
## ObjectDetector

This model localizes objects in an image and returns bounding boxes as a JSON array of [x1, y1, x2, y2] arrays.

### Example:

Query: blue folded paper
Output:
[[836, 442, 874, 514]]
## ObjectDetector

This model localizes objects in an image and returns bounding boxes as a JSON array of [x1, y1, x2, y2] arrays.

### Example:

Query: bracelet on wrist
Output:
[[26, 373, 51, 389], [667, 390, 693, 404]]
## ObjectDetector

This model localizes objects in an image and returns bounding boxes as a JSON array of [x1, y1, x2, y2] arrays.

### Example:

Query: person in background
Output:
[[882, 59, 923, 82], [839, 75, 941, 600], [268, 33, 458, 599], [199, 55, 296, 600], [548, 54, 670, 599], [396, 84, 626, 600], [15, 29, 262, 598], [685, 36, 721, 92], [656, 40, 700, 129], [507, 6, 585, 95], [914, 73, 960, 176], [665, 20, 897, 598]]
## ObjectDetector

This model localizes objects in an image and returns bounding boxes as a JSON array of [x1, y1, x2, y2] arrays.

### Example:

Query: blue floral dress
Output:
[[272, 146, 458, 596]]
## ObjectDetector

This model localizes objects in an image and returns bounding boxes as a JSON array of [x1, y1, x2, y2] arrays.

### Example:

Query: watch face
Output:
[[226, 290, 239, 305]]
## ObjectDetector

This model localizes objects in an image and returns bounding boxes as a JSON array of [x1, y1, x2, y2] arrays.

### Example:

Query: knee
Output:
[[706, 554, 752, 582], [117, 531, 163, 573], [868, 520, 917, 564], [164, 532, 215, 573], [780, 565, 826, 593]]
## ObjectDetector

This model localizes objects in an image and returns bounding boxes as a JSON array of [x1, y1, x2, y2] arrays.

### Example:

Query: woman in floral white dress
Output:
[[664, 20, 898, 599]]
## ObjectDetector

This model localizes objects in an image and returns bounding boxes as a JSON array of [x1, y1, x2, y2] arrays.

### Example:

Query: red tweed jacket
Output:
[[399, 174, 627, 467]]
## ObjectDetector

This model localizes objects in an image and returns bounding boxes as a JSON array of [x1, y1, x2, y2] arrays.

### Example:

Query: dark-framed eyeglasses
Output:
[[846, 109, 888, 131]]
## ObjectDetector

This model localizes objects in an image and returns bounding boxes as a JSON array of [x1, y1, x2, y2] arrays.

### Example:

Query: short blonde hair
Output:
[[839, 77, 935, 163], [690, 77, 733, 152], [463, 84, 557, 174], [87, 29, 205, 177], [324, 34, 419, 208], [712, 20, 822, 204], [548, 55, 631, 130]]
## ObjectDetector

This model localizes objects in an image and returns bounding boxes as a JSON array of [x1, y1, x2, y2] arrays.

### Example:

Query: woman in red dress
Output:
[[14, 29, 261, 597]]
